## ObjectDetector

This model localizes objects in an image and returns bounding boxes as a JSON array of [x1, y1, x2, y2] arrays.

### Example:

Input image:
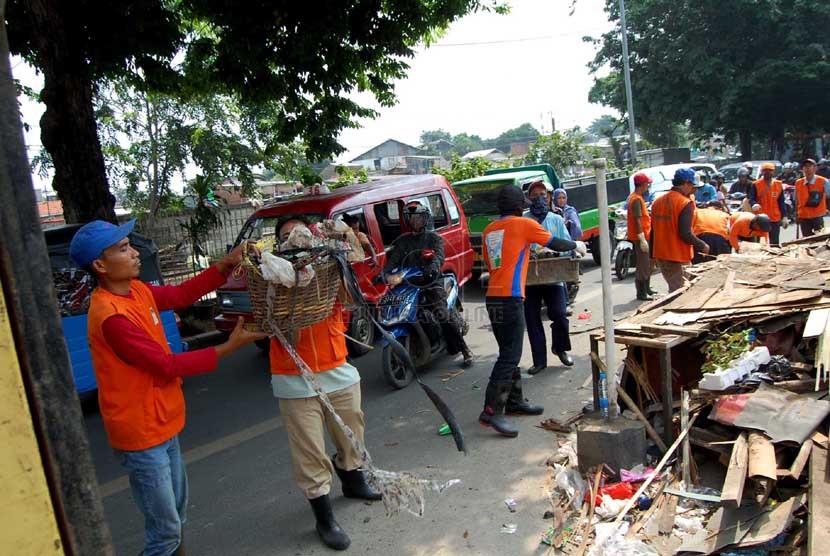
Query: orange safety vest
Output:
[[796, 175, 828, 220], [752, 178, 783, 222], [693, 208, 729, 240], [729, 212, 768, 251], [87, 281, 184, 451], [270, 302, 349, 374], [626, 192, 651, 241], [651, 190, 694, 263]]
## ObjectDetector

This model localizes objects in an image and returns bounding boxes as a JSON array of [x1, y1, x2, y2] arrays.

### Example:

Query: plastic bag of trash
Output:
[[553, 464, 587, 510], [588, 522, 658, 556], [595, 494, 628, 519], [674, 514, 704, 534], [260, 252, 315, 287]]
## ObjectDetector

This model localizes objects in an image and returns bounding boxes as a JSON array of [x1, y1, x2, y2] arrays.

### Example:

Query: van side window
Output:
[[408, 194, 448, 230], [373, 201, 402, 247], [443, 190, 461, 225]]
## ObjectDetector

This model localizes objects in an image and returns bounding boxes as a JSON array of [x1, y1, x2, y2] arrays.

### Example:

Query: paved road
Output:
[[85, 239, 748, 554]]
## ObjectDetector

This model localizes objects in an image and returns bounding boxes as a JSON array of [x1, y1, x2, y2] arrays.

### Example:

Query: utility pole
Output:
[[618, 0, 638, 165]]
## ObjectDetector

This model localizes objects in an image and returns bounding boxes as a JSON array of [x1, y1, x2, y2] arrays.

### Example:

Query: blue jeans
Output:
[[486, 297, 526, 385], [118, 436, 188, 556]]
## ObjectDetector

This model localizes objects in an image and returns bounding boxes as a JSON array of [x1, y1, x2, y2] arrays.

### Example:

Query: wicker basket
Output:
[[525, 257, 580, 286], [247, 256, 341, 334]]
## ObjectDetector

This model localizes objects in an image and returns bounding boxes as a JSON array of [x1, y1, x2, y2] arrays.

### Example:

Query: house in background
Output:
[[349, 139, 424, 173], [461, 148, 508, 163], [426, 139, 454, 156]]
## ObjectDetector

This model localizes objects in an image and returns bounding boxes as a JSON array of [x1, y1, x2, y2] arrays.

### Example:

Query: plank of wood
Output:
[[658, 483, 680, 535], [613, 412, 700, 525], [616, 384, 668, 452], [681, 390, 692, 488], [626, 478, 669, 539], [721, 432, 748, 508], [788, 440, 812, 480], [640, 324, 707, 337], [808, 445, 830, 556], [748, 432, 776, 506], [803, 309, 830, 339]]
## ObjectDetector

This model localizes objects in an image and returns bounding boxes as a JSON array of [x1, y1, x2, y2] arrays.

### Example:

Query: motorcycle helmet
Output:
[[752, 214, 771, 232], [713, 172, 724, 180], [403, 200, 433, 232], [737, 168, 750, 177]]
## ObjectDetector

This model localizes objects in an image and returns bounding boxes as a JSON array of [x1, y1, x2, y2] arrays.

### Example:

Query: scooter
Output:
[[376, 266, 468, 389], [726, 192, 747, 213], [611, 206, 634, 280]]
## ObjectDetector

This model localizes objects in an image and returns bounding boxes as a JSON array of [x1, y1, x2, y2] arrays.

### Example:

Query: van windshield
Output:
[[453, 179, 514, 216], [237, 214, 325, 244]]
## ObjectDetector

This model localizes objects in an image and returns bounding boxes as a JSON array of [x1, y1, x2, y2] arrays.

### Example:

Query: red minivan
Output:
[[214, 174, 474, 356]]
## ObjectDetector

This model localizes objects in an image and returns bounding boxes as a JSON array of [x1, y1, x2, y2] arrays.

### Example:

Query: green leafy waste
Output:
[[701, 330, 750, 374]]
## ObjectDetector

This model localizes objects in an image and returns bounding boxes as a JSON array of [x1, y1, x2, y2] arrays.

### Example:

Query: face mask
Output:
[[530, 195, 549, 217]]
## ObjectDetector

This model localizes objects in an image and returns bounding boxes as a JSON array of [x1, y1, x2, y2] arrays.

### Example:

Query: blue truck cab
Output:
[[46, 225, 185, 399]]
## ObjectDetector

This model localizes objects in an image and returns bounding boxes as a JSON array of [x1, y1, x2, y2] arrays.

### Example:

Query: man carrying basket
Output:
[[69, 219, 266, 556], [268, 218, 381, 551]]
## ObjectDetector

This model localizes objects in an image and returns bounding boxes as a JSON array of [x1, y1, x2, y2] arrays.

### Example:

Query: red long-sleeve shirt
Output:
[[101, 266, 228, 380]]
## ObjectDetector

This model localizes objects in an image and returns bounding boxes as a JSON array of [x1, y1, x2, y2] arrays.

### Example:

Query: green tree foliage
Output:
[[434, 154, 504, 183], [420, 129, 453, 144], [586, 0, 830, 158], [331, 166, 370, 189], [179, 174, 227, 270], [523, 130, 589, 174], [485, 122, 540, 152], [449, 133, 486, 156], [96, 81, 262, 218], [7, 0, 508, 223]]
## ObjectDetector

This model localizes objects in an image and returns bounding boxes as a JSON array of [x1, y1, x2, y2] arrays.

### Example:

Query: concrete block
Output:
[[577, 415, 647, 479]]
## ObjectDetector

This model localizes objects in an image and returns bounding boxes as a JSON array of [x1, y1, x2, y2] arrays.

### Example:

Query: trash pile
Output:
[[542, 235, 830, 554]]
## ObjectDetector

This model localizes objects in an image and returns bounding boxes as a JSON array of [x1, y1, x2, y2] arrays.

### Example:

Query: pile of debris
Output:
[[539, 235, 830, 555]]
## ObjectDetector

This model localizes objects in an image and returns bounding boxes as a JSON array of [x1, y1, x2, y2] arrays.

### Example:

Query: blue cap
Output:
[[69, 219, 136, 269], [673, 168, 699, 186]]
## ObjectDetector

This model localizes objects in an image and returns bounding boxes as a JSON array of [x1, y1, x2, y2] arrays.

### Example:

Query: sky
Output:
[[14, 0, 616, 191]]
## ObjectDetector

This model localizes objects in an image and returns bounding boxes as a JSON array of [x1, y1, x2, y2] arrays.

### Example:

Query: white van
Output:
[[629, 163, 717, 199]]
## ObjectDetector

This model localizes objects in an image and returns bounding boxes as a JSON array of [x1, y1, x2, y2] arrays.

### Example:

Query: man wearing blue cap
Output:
[[70, 219, 265, 556], [650, 169, 710, 292]]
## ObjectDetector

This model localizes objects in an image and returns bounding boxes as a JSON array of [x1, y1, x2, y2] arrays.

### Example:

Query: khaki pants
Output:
[[279, 383, 365, 499], [634, 247, 653, 281], [658, 260, 687, 292]]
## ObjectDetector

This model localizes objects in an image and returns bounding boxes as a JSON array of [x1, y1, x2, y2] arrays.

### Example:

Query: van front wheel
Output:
[[347, 308, 375, 357]]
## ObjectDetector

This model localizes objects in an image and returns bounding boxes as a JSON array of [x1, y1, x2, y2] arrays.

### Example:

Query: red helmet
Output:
[[633, 172, 652, 187]]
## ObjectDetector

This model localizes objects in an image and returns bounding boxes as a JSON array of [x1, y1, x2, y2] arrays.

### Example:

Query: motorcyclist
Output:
[[713, 172, 728, 202], [729, 167, 752, 196], [383, 201, 473, 367], [780, 162, 797, 186], [695, 172, 718, 204], [818, 158, 830, 180]]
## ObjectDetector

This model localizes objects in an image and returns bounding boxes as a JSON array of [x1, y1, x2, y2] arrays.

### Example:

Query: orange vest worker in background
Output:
[[71, 219, 264, 556], [796, 158, 828, 237], [627, 172, 655, 301], [750, 162, 786, 245], [650, 168, 709, 291]]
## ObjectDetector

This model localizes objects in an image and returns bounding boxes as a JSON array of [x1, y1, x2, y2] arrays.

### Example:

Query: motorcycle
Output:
[[611, 206, 634, 280], [376, 266, 468, 389]]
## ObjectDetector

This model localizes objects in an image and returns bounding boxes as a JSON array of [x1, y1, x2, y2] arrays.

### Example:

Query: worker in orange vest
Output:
[[749, 162, 787, 245], [270, 218, 381, 551], [692, 207, 730, 263], [627, 172, 654, 300], [650, 168, 709, 292], [70, 220, 266, 556], [729, 212, 771, 252], [796, 158, 828, 237]]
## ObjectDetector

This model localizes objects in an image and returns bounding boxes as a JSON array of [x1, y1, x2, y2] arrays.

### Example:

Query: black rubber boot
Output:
[[506, 369, 544, 416], [635, 280, 653, 301], [479, 383, 519, 437], [332, 454, 381, 501], [646, 278, 657, 295], [309, 495, 351, 550], [461, 347, 474, 368]]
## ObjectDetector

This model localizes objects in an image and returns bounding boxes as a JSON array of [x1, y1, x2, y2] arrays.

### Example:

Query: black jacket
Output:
[[383, 231, 444, 279]]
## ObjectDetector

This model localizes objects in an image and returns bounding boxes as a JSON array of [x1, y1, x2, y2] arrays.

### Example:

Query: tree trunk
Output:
[[25, 0, 115, 224], [739, 129, 752, 162]]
